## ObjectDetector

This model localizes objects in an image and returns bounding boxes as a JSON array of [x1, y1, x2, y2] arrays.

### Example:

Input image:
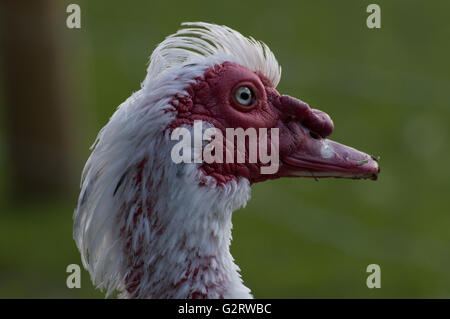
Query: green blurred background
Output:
[[0, 0, 449, 298]]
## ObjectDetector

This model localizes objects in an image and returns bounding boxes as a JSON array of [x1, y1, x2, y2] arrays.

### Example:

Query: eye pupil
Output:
[[240, 92, 249, 100]]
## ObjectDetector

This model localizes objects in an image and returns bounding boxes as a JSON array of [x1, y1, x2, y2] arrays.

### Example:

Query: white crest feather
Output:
[[144, 22, 281, 89]]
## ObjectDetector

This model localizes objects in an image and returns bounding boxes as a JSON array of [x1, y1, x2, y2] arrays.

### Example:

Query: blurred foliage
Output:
[[0, 0, 449, 298]]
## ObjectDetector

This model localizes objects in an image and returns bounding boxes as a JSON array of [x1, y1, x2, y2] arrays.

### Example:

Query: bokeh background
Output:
[[0, 0, 449, 298]]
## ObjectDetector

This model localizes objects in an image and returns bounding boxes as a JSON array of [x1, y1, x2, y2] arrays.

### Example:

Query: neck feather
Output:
[[119, 163, 252, 298], [75, 126, 253, 298]]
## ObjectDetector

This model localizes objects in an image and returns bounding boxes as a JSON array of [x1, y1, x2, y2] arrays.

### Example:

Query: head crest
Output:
[[144, 22, 281, 89]]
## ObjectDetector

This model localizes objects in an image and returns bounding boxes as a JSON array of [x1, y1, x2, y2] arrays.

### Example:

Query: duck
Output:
[[74, 22, 379, 299]]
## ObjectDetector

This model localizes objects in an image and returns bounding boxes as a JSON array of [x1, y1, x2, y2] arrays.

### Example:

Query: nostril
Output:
[[309, 131, 321, 140]]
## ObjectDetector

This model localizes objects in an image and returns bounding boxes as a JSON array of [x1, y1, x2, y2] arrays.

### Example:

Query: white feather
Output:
[[74, 22, 281, 298]]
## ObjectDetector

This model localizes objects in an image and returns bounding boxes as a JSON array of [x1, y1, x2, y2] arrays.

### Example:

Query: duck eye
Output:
[[234, 86, 255, 107]]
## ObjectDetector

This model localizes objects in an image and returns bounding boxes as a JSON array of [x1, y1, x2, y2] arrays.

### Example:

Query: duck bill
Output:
[[279, 131, 380, 180]]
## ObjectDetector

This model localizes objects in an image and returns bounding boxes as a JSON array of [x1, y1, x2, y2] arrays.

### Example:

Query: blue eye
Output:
[[235, 86, 254, 106]]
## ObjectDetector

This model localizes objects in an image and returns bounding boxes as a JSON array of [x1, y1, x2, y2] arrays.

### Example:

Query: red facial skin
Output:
[[123, 62, 379, 298], [169, 62, 379, 184]]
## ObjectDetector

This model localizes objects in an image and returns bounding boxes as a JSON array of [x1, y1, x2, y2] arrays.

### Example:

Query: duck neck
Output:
[[120, 171, 252, 299]]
